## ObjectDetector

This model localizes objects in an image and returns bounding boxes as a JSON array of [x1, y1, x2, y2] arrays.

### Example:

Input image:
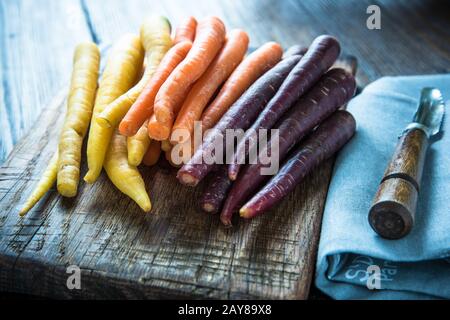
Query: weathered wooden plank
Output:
[[1, 0, 450, 300], [0, 23, 358, 304], [54, 0, 342, 299], [0, 0, 92, 163], [0, 89, 333, 299]]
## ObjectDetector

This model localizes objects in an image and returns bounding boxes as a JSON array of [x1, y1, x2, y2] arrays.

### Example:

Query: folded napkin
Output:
[[315, 74, 450, 300]]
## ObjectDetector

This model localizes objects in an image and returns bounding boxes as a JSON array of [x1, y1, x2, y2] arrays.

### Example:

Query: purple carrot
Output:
[[228, 35, 341, 180], [199, 166, 233, 213], [282, 45, 308, 59], [220, 68, 356, 226], [240, 110, 356, 218], [177, 55, 303, 187]]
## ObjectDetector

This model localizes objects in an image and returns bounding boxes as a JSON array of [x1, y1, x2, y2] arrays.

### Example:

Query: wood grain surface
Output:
[[2, 0, 450, 163], [0, 88, 332, 299], [383, 128, 429, 188], [0, 0, 91, 162], [1, 0, 450, 299]]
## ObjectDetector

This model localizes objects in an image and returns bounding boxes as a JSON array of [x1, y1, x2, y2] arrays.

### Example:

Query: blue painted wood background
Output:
[[1, 0, 449, 163]]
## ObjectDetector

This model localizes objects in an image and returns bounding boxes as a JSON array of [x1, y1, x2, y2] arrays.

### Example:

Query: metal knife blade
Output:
[[407, 87, 445, 138]]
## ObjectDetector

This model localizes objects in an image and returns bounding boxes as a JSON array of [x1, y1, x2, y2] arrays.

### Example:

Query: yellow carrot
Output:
[[127, 119, 150, 166], [57, 42, 100, 197], [96, 16, 172, 129], [160, 139, 172, 152], [84, 34, 144, 183], [104, 130, 151, 212], [19, 150, 59, 216]]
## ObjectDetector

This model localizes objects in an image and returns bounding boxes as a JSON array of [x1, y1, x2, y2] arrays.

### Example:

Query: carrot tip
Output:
[[128, 159, 140, 166], [220, 216, 233, 227], [154, 109, 171, 124], [83, 172, 96, 184], [202, 203, 216, 213], [239, 207, 252, 218], [57, 183, 77, 198], [137, 198, 152, 212], [58, 190, 77, 198], [119, 122, 134, 137], [227, 163, 240, 180], [148, 125, 171, 141], [177, 172, 199, 187]]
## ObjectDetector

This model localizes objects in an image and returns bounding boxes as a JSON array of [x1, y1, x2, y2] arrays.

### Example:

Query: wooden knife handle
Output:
[[369, 128, 429, 239]]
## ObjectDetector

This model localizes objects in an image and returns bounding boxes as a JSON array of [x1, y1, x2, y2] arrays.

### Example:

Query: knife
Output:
[[369, 87, 445, 239]]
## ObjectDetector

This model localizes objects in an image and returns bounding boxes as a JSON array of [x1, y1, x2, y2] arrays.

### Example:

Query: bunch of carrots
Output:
[[20, 15, 357, 227]]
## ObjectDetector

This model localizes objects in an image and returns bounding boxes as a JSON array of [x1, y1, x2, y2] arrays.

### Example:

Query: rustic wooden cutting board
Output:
[[0, 55, 357, 299]]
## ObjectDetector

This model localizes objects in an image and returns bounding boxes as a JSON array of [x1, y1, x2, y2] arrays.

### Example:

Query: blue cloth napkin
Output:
[[315, 74, 450, 300]]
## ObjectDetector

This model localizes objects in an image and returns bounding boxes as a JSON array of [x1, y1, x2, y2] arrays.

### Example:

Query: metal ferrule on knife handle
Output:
[[369, 87, 445, 240]]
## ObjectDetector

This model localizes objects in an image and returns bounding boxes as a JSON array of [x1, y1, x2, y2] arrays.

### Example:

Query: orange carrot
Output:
[[147, 113, 172, 141], [119, 41, 193, 137], [171, 29, 249, 144], [174, 16, 197, 43], [142, 139, 161, 166], [200, 42, 283, 131], [153, 16, 226, 129], [148, 81, 193, 141]]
